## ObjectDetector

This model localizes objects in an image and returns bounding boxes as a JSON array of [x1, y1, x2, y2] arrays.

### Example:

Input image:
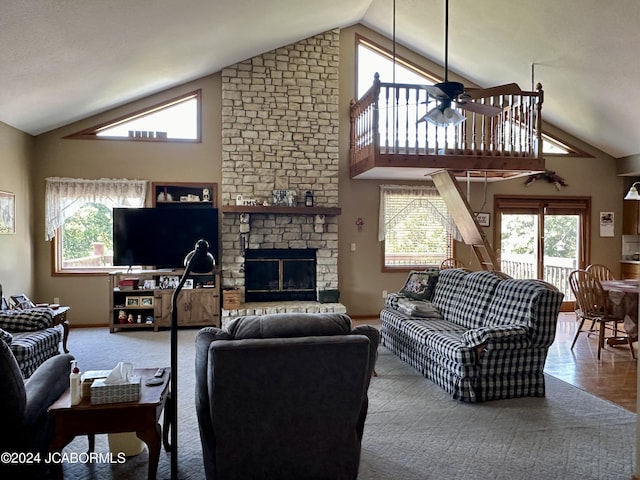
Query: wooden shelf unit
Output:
[[152, 182, 217, 208], [109, 270, 220, 332]]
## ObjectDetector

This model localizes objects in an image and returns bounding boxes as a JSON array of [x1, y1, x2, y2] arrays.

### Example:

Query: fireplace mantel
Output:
[[222, 206, 341, 216]]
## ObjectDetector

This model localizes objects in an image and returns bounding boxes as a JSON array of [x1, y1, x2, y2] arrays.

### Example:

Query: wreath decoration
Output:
[[524, 170, 568, 190]]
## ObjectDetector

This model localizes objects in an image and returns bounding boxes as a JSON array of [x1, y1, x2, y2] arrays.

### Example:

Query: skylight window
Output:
[[66, 90, 201, 142]]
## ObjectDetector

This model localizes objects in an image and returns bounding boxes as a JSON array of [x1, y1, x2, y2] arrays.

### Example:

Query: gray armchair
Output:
[[195, 313, 379, 480], [0, 338, 73, 479]]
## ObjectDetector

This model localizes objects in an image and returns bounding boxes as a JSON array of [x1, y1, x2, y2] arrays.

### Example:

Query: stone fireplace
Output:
[[219, 29, 341, 307]]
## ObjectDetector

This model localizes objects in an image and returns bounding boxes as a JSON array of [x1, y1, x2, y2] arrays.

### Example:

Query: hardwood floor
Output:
[[545, 312, 637, 412], [355, 312, 638, 412]]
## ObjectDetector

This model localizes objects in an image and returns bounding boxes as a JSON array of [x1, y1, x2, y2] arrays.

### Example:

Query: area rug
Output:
[[60, 328, 636, 479]]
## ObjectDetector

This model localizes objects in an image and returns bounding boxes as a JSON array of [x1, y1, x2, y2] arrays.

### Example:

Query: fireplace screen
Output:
[[245, 248, 317, 302]]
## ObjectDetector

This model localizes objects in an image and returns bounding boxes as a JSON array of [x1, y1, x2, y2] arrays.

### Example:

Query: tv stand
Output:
[[108, 270, 220, 333]]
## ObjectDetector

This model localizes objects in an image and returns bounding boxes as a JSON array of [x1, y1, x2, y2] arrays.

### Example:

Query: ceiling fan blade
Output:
[[457, 101, 503, 116], [421, 84, 448, 100], [462, 83, 522, 100]]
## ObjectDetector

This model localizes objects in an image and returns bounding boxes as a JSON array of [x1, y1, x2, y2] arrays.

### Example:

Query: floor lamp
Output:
[[170, 239, 215, 480]]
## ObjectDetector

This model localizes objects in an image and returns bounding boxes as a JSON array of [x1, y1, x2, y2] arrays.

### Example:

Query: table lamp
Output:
[[170, 239, 215, 479]]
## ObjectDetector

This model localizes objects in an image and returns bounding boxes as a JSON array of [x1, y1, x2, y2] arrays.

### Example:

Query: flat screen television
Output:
[[113, 207, 219, 269]]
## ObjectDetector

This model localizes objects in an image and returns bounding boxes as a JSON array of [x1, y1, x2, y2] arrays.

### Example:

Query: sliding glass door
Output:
[[495, 196, 590, 304]]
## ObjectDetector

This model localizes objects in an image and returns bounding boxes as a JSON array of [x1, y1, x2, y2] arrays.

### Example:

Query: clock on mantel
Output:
[[221, 205, 341, 216]]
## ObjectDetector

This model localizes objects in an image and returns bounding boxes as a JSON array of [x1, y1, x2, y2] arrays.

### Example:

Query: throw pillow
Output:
[[399, 269, 439, 301]]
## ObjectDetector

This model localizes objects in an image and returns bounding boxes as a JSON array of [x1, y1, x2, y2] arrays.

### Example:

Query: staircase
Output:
[[431, 170, 499, 272]]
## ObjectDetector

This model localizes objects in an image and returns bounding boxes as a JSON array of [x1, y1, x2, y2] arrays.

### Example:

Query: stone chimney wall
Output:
[[220, 29, 340, 294]]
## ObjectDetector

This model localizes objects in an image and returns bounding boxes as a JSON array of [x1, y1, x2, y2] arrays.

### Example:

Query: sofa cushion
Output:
[[0, 309, 54, 332], [401, 319, 476, 366], [0, 328, 12, 345], [486, 279, 564, 347], [10, 328, 62, 378], [447, 271, 504, 329], [431, 268, 469, 320], [225, 313, 352, 339], [399, 269, 439, 301]]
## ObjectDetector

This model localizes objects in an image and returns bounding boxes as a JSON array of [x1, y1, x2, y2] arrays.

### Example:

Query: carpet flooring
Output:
[[59, 328, 636, 479]]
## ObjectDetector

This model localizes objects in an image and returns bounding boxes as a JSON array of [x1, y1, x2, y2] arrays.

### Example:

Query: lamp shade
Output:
[[624, 182, 640, 200], [425, 102, 465, 127], [183, 239, 215, 273]]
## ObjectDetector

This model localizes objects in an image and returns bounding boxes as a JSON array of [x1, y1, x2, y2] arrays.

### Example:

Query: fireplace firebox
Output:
[[244, 248, 317, 302]]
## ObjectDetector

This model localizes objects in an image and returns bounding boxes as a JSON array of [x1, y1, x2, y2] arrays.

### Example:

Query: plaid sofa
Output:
[[380, 269, 564, 402], [0, 309, 62, 378]]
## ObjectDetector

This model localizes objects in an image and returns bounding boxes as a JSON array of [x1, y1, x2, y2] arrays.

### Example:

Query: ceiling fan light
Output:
[[425, 105, 465, 127], [425, 107, 445, 125]]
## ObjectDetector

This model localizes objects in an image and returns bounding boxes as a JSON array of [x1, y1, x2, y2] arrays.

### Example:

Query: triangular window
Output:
[[540, 132, 588, 157], [65, 90, 201, 142]]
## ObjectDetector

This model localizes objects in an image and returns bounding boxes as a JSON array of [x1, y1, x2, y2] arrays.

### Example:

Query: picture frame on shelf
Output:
[[272, 189, 296, 206], [10, 294, 35, 310], [159, 275, 180, 289], [125, 296, 140, 307], [140, 296, 154, 307], [184, 279, 194, 289], [142, 279, 156, 290]]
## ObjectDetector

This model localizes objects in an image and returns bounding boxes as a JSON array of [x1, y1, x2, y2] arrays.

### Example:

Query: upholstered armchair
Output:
[[195, 313, 379, 480], [0, 338, 73, 479]]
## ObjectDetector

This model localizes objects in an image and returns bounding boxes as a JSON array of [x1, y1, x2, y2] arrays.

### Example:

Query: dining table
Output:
[[600, 279, 639, 342]]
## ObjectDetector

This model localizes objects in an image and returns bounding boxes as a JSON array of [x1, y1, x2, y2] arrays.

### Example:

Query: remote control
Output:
[[154, 368, 164, 378]]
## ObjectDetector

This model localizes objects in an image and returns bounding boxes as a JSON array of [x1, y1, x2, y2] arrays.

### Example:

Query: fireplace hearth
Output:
[[244, 248, 317, 302]]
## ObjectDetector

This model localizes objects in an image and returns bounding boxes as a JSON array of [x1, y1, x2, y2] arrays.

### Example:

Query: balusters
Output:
[[349, 77, 543, 165]]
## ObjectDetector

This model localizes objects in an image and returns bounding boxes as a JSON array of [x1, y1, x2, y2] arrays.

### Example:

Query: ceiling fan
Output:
[[419, 0, 522, 126]]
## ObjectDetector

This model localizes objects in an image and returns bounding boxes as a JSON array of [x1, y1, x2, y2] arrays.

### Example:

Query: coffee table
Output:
[[48, 367, 171, 480]]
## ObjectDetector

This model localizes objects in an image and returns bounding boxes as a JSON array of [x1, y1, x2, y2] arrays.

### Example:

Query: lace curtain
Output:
[[378, 184, 461, 242], [45, 177, 147, 241]]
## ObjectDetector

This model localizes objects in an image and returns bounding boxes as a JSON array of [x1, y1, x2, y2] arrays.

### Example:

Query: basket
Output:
[[223, 289, 242, 309]]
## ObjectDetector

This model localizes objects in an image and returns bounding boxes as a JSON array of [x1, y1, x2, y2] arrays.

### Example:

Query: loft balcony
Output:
[[349, 74, 545, 181]]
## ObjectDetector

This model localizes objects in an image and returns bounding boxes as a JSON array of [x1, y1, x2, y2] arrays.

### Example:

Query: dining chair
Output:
[[585, 263, 616, 282], [439, 258, 465, 270], [568, 269, 634, 360]]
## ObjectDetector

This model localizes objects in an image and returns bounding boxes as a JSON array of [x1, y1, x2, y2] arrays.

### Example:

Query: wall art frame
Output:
[[475, 212, 490, 227], [0, 191, 15, 234]]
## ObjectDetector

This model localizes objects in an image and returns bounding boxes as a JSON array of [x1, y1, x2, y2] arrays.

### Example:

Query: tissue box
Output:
[[90, 376, 141, 405], [81, 370, 111, 398]]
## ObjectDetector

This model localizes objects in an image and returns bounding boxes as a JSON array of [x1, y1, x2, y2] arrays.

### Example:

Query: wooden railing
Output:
[[501, 259, 575, 301], [349, 74, 545, 177]]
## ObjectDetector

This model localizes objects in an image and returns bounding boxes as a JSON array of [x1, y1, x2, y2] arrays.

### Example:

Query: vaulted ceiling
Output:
[[2, 0, 638, 158]]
